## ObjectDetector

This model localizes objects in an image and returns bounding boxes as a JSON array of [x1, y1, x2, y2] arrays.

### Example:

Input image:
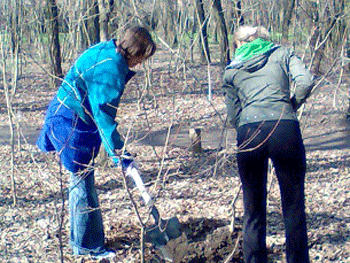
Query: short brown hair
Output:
[[117, 26, 156, 61]]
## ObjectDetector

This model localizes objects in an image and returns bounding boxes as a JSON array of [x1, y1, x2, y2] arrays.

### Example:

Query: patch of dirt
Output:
[[181, 218, 242, 263]]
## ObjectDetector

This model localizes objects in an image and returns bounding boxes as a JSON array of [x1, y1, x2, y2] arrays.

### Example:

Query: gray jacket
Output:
[[222, 45, 314, 129]]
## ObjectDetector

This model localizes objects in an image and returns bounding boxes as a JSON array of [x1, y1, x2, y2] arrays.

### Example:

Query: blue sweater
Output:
[[49, 40, 134, 160]]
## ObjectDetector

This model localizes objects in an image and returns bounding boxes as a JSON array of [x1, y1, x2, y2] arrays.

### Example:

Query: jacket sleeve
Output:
[[222, 70, 242, 129], [88, 63, 126, 162], [288, 50, 314, 110]]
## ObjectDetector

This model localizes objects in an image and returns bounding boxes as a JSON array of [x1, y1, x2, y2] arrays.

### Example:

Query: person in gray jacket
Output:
[[222, 25, 314, 263]]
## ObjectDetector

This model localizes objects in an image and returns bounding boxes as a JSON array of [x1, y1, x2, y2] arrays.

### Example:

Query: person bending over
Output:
[[37, 26, 156, 259], [222, 25, 314, 263]]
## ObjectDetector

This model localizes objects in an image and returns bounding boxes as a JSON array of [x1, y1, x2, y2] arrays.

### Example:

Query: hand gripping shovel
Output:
[[122, 159, 187, 262]]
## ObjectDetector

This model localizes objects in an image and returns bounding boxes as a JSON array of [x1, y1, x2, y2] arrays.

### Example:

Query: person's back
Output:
[[222, 25, 313, 263], [223, 37, 313, 129]]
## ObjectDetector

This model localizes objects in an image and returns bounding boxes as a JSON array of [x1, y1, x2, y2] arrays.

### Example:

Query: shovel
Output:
[[121, 158, 187, 262]]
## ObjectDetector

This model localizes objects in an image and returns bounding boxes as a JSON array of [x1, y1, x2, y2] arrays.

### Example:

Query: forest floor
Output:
[[0, 48, 350, 263]]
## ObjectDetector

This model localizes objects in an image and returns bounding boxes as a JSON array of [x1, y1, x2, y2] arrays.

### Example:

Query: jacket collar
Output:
[[226, 45, 280, 72]]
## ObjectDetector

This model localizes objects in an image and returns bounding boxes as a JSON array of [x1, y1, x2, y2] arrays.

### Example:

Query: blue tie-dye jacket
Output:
[[37, 40, 135, 169]]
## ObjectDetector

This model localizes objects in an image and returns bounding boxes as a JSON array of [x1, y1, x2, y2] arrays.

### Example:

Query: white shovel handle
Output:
[[126, 165, 154, 207]]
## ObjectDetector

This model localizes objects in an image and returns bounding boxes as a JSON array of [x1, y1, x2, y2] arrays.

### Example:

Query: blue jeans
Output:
[[237, 120, 309, 263], [36, 96, 105, 254], [69, 169, 105, 255]]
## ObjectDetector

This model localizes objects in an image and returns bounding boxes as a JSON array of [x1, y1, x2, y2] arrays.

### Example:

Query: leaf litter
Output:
[[1, 55, 350, 262]]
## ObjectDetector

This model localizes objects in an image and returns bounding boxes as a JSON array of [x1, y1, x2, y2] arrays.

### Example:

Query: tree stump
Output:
[[189, 127, 203, 155]]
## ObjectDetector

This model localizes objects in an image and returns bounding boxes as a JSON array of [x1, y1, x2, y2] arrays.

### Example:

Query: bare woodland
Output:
[[1, 0, 350, 262]]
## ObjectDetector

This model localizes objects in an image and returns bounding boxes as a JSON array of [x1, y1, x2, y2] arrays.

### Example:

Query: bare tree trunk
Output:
[[226, 0, 244, 48], [346, 27, 350, 72], [226, 0, 234, 34], [81, 0, 100, 49], [346, 28, 350, 117], [163, 0, 178, 46], [98, 0, 114, 41], [235, 0, 244, 26], [1, 30, 18, 207], [46, 0, 63, 87], [194, 0, 211, 63], [281, 0, 296, 43], [9, 0, 22, 54], [3, 75, 17, 207], [329, 0, 346, 56], [212, 0, 230, 65], [98, 0, 108, 41], [190, 8, 197, 62], [80, 0, 89, 49], [310, 3, 338, 75], [308, 0, 321, 74], [90, 0, 101, 45]]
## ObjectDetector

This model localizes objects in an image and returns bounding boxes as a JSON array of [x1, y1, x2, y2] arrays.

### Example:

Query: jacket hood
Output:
[[226, 45, 280, 73]]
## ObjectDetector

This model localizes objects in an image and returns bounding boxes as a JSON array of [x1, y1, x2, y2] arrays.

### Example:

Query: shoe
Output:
[[90, 249, 116, 260]]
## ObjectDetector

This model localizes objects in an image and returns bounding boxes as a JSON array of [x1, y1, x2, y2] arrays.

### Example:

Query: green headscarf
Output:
[[235, 38, 273, 61]]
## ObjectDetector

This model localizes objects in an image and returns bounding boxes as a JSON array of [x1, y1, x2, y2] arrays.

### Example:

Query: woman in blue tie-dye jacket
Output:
[[37, 26, 156, 259]]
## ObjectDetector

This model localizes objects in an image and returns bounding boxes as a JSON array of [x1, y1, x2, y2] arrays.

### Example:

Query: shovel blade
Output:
[[146, 217, 187, 263], [164, 217, 182, 240], [146, 216, 182, 247]]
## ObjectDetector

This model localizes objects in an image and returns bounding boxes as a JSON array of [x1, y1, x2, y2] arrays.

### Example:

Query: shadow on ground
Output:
[[3, 118, 350, 152], [303, 118, 350, 151]]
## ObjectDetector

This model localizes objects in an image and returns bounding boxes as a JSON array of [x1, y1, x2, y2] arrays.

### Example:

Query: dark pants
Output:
[[237, 120, 309, 263]]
